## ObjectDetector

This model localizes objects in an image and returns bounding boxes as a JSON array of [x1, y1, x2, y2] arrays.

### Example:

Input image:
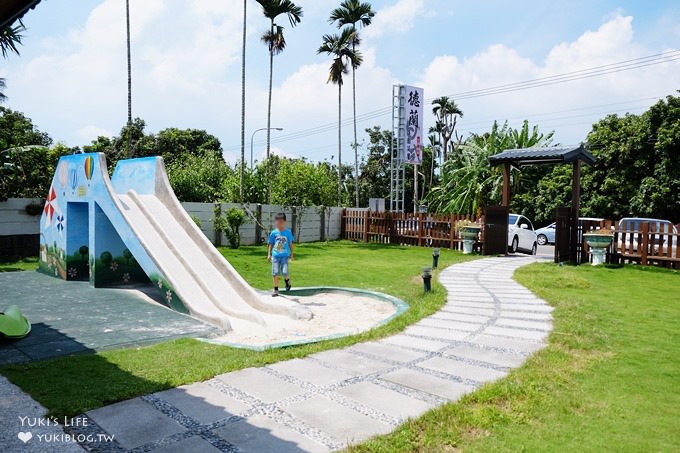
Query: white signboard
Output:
[[403, 85, 424, 165]]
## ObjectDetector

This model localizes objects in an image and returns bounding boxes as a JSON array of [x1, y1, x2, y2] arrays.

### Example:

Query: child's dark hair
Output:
[[275, 213, 287, 221]]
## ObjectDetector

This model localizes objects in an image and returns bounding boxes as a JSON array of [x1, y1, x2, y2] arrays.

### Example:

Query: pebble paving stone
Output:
[[13, 255, 553, 453]]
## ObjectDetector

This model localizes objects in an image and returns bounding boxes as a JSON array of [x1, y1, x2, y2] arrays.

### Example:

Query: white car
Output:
[[508, 214, 538, 255]]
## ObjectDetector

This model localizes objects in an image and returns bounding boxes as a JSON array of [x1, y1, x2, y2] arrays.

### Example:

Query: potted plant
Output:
[[456, 220, 481, 254], [583, 229, 614, 266]]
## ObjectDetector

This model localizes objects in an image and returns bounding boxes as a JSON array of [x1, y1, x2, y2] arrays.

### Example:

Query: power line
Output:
[[227, 50, 679, 151]]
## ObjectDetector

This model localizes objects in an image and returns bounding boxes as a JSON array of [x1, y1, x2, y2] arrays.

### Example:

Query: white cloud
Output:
[[364, 0, 426, 39], [418, 15, 680, 144], [3, 3, 679, 163], [77, 125, 114, 141]]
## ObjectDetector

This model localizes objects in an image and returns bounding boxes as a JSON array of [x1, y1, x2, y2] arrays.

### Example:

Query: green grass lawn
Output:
[[348, 264, 680, 452], [0, 256, 39, 272], [0, 241, 475, 417]]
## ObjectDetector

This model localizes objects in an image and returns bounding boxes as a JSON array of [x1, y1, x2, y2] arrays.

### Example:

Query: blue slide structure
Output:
[[39, 153, 309, 331]]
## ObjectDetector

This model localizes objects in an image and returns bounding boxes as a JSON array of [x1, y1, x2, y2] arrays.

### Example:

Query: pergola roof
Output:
[[0, 0, 41, 28], [488, 145, 596, 167]]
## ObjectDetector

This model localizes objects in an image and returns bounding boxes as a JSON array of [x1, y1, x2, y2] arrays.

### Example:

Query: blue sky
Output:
[[3, 0, 679, 163]]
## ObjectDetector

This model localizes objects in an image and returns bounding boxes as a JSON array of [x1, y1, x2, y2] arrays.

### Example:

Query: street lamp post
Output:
[[250, 127, 283, 169]]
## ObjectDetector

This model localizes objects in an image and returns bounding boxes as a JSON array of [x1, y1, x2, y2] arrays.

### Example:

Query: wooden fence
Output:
[[342, 209, 481, 250], [582, 220, 680, 268]]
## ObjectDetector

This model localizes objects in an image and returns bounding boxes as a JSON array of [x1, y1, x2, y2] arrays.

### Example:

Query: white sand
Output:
[[213, 291, 397, 347]]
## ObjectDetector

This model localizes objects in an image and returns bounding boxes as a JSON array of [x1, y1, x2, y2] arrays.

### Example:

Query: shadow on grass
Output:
[[1, 331, 308, 451]]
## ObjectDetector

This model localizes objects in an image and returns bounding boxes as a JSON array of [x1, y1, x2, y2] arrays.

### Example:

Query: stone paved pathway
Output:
[[41, 256, 552, 452]]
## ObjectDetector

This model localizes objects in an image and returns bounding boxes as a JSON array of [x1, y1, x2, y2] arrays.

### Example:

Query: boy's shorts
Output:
[[272, 256, 289, 277]]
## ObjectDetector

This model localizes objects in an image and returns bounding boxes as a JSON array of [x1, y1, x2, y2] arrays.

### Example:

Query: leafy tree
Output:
[[432, 96, 463, 162], [83, 119, 223, 171], [0, 107, 52, 149], [256, 0, 303, 158], [358, 126, 392, 205], [0, 108, 64, 201], [166, 152, 233, 202], [318, 28, 363, 205], [582, 94, 680, 222], [329, 0, 375, 207]]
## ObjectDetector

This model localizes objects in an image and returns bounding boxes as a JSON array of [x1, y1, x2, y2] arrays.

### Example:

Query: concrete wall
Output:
[[179, 202, 343, 246], [1, 198, 342, 246], [0, 198, 42, 236]]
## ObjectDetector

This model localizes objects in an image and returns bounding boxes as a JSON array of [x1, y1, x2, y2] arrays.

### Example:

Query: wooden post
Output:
[[450, 214, 456, 250], [417, 212, 424, 246], [641, 222, 649, 265], [570, 160, 581, 264], [340, 208, 346, 240], [363, 209, 370, 242], [502, 163, 511, 207]]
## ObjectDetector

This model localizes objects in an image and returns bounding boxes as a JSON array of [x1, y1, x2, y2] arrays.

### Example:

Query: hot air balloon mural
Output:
[[84, 156, 94, 182], [58, 162, 68, 188], [69, 168, 78, 193]]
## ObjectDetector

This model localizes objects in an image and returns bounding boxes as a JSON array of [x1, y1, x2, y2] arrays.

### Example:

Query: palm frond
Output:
[[329, 0, 375, 28], [0, 78, 7, 103], [261, 25, 287, 54], [256, 0, 303, 27], [0, 23, 24, 59]]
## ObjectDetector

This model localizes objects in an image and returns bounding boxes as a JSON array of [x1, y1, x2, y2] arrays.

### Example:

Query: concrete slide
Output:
[[107, 157, 311, 331]]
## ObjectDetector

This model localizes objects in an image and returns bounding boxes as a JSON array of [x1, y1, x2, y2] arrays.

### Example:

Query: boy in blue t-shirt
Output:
[[267, 212, 295, 297]]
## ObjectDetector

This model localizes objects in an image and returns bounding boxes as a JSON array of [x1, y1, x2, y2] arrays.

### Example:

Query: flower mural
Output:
[[122, 273, 131, 283], [67, 268, 78, 279]]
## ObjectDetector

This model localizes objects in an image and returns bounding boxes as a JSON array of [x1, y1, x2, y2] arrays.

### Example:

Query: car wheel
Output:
[[531, 242, 537, 255], [537, 234, 548, 246], [509, 236, 519, 254]]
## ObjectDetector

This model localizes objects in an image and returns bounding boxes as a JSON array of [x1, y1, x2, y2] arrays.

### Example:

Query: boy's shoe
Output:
[[285, 280, 292, 291], [272, 289, 279, 297]]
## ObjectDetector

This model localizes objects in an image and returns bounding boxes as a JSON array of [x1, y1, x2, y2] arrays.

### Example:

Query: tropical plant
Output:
[[318, 27, 363, 205], [432, 96, 463, 162], [0, 22, 25, 102], [427, 120, 553, 215], [256, 0, 303, 158], [0, 79, 6, 104], [329, 0, 375, 207]]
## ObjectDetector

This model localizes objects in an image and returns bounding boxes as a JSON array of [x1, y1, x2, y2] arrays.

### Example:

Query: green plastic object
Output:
[[0, 305, 31, 339]]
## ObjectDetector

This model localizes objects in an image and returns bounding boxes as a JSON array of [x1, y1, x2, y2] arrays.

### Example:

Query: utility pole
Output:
[[125, 0, 132, 157]]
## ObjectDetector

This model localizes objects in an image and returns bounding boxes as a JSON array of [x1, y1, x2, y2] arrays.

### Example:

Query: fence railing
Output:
[[342, 209, 481, 250], [582, 220, 680, 268]]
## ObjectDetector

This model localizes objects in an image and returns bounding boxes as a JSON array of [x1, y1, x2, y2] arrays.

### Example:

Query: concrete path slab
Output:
[[87, 398, 186, 450], [57, 255, 552, 453]]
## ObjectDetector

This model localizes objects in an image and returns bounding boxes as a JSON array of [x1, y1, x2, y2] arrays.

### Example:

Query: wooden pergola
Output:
[[489, 145, 596, 263]]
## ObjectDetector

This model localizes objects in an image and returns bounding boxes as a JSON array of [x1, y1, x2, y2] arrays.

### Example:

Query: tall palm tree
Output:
[[329, 1, 375, 207], [432, 96, 463, 162], [0, 22, 24, 102], [239, 0, 247, 200], [256, 0, 303, 159], [125, 0, 132, 157], [318, 28, 362, 206]]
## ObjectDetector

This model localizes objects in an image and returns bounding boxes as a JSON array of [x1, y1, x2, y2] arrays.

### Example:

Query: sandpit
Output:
[[210, 289, 404, 348]]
